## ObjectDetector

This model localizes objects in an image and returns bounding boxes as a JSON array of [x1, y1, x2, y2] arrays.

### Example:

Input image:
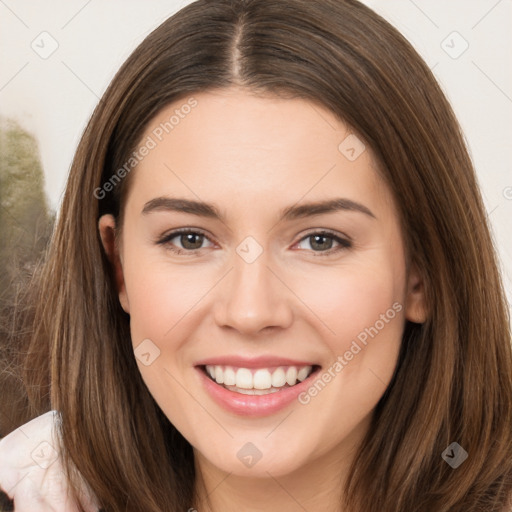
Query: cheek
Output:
[[292, 262, 406, 428], [124, 241, 407, 358], [119, 233, 408, 474], [123, 251, 210, 344], [122, 256, 207, 434], [290, 250, 407, 411], [293, 260, 405, 347]]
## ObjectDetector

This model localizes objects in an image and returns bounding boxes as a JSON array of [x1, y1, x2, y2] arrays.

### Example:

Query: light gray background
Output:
[[1, 0, 511, 309]]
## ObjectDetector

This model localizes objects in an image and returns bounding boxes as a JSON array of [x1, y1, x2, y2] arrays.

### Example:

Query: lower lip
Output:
[[195, 366, 320, 417]]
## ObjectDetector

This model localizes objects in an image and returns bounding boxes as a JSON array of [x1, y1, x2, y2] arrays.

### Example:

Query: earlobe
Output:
[[404, 263, 427, 324], [98, 214, 130, 314]]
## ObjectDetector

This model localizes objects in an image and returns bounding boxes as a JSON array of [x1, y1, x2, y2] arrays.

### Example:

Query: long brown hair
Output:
[[6, 0, 512, 510]]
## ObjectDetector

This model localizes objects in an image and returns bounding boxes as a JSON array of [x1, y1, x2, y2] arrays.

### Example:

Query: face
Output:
[[100, 86, 426, 479]]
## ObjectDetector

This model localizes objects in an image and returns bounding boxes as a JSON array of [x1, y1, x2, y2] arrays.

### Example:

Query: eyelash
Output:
[[156, 228, 352, 256]]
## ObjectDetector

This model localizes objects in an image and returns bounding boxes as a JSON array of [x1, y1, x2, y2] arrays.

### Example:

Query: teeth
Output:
[[224, 386, 284, 395], [215, 366, 224, 384], [253, 369, 272, 390], [223, 366, 236, 386], [236, 368, 253, 389], [271, 368, 286, 387], [224, 386, 281, 395], [286, 366, 298, 386], [205, 364, 314, 390], [297, 367, 310, 382]]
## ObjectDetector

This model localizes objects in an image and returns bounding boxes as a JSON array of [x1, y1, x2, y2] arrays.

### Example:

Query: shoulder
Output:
[[0, 412, 59, 498], [0, 410, 59, 474], [0, 411, 100, 512]]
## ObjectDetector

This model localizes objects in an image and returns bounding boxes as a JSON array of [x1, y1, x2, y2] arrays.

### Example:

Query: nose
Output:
[[213, 248, 294, 335]]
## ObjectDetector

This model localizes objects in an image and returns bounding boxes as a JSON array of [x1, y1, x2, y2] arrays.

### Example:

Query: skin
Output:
[[99, 86, 426, 512]]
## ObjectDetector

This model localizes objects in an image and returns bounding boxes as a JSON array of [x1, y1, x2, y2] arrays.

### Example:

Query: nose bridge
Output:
[[214, 237, 293, 334]]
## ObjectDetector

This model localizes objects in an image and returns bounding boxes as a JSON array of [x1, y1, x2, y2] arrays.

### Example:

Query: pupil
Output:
[[182, 233, 203, 249], [178, 234, 333, 251], [311, 235, 331, 251], [182, 233, 202, 249]]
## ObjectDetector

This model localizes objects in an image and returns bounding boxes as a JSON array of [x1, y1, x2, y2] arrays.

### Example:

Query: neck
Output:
[[192, 418, 370, 512]]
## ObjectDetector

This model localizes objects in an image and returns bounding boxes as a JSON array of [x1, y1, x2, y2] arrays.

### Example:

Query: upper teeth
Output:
[[205, 365, 313, 389]]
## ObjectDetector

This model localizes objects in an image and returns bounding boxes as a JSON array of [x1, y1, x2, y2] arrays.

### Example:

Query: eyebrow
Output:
[[142, 197, 376, 221]]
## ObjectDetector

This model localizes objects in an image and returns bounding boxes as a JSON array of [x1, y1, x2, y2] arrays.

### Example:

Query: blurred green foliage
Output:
[[0, 117, 55, 437], [0, 118, 54, 296]]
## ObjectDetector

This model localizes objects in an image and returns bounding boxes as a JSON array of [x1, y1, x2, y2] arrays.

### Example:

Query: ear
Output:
[[98, 214, 130, 314], [404, 263, 427, 323]]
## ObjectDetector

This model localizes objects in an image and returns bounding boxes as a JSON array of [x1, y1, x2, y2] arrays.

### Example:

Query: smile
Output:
[[195, 362, 322, 416], [204, 364, 315, 395]]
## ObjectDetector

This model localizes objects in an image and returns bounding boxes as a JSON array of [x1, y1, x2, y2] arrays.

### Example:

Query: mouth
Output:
[[199, 364, 321, 395]]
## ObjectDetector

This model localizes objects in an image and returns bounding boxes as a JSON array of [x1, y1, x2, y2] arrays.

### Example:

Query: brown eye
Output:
[[296, 231, 352, 255], [178, 232, 205, 250], [309, 234, 334, 251], [157, 229, 214, 254]]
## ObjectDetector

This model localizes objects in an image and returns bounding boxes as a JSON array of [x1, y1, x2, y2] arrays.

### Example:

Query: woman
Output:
[[1, 0, 511, 511]]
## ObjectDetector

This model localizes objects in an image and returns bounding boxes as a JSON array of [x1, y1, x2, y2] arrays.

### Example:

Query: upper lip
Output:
[[194, 355, 319, 369]]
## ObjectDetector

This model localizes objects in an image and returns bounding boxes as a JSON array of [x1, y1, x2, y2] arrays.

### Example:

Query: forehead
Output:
[[127, 88, 392, 219]]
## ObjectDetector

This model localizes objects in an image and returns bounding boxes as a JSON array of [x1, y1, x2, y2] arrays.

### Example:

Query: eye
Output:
[[156, 228, 214, 254], [156, 228, 352, 256], [295, 230, 352, 255]]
